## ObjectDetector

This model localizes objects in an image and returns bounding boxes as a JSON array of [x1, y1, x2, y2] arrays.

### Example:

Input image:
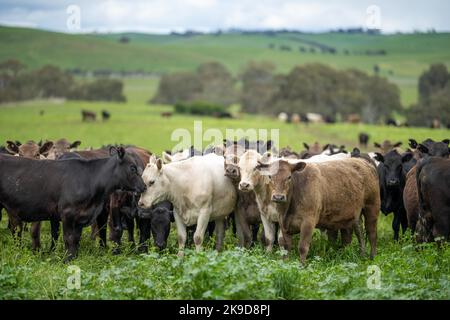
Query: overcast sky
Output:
[[0, 0, 449, 34]]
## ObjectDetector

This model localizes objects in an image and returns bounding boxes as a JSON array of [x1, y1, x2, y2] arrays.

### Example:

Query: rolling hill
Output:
[[1, 26, 450, 105]]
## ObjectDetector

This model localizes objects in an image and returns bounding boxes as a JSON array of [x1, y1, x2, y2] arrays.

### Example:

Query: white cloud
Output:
[[0, 0, 448, 33]]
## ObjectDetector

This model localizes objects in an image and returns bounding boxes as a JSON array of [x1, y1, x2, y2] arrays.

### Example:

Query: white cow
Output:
[[138, 153, 237, 255]]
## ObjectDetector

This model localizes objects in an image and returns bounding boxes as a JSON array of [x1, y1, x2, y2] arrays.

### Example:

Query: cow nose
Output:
[[387, 179, 399, 186], [239, 182, 250, 190], [138, 201, 144, 207], [272, 194, 287, 202]]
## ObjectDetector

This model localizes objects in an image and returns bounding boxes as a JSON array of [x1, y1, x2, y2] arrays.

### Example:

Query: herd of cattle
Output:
[[0, 136, 449, 263]]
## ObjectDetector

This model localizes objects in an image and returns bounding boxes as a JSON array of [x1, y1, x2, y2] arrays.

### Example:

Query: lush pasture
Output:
[[2, 26, 450, 105], [0, 80, 449, 300]]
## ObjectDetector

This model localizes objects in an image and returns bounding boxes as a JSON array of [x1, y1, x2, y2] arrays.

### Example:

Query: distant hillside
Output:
[[1, 26, 450, 105]]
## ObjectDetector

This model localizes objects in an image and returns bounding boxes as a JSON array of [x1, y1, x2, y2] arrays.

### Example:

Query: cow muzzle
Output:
[[272, 194, 287, 203], [239, 181, 252, 192], [386, 179, 400, 187]]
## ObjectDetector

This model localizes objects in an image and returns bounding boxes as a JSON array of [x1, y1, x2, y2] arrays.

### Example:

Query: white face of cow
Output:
[[138, 156, 167, 208], [238, 150, 263, 192]]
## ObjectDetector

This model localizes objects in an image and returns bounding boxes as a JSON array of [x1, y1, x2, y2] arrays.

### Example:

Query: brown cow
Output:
[[223, 143, 262, 248], [256, 157, 380, 264], [299, 142, 323, 159], [46, 138, 81, 160], [81, 110, 96, 122], [373, 140, 403, 154]]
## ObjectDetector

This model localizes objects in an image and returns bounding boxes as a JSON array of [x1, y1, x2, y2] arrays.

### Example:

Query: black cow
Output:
[[358, 132, 369, 148], [137, 201, 174, 251], [102, 110, 111, 121], [374, 150, 414, 240], [416, 157, 450, 242], [0, 147, 146, 261]]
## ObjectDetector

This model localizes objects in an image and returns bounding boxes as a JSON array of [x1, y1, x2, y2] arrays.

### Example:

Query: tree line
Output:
[[0, 59, 126, 103]]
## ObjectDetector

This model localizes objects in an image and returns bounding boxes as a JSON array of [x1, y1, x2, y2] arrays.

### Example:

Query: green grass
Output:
[[0, 79, 449, 300], [2, 26, 450, 105]]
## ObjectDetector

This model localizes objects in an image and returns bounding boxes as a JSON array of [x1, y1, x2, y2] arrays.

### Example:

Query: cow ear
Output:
[[5, 140, 19, 154], [37, 139, 42, 147], [374, 142, 381, 148], [374, 152, 384, 163], [39, 141, 54, 156], [408, 139, 418, 149], [260, 151, 272, 164], [417, 144, 429, 154], [156, 158, 163, 170], [401, 152, 413, 163], [442, 139, 450, 145], [291, 161, 306, 172], [322, 144, 330, 151], [70, 140, 81, 149], [162, 151, 172, 164], [393, 142, 402, 148], [303, 142, 309, 150]]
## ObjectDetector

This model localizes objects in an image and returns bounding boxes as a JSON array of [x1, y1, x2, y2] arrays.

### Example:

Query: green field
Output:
[[0, 79, 449, 299], [2, 26, 450, 105]]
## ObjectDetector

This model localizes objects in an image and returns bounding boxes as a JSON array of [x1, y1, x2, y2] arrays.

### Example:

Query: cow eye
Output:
[[287, 175, 292, 180], [130, 165, 137, 174], [148, 180, 155, 186]]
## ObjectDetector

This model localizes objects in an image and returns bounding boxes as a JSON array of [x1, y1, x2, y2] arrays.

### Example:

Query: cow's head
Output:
[[256, 159, 306, 203], [110, 146, 146, 194], [238, 150, 271, 192], [417, 139, 449, 158], [46, 138, 81, 160], [374, 140, 402, 154], [138, 155, 167, 209], [5, 140, 53, 159], [374, 150, 412, 187]]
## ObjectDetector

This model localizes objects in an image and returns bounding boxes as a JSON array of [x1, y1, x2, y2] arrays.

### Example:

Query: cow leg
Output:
[[7, 212, 23, 244], [298, 219, 315, 264], [260, 214, 275, 252], [50, 219, 60, 251], [326, 229, 338, 244], [392, 212, 401, 241], [400, 210, 408, 236], [137, 218, 150, 253], [340, 228, 353, 247], [193, 213, 211, 252], [363, 205, 378, 259], [126, 217, 135, 247], [353, 219, 366, 256], [251, 224, 259, 246], [173, 212, 187, 256], [235, 215, 245, 247], [96, 209, 108, 249], [214, 218, 226, 251], [31, 222, 41, 251], [62, 220, 82, 262], [90, 222, 98, 240], [278, 228, 292, 254]]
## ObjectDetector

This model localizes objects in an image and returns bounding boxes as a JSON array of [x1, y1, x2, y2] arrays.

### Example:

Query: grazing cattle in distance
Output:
[[403, 139, 449, 233], [386, 118, 398, 126], [0, 147, 146, 261], [101, 110, 111, 121], [279, 146, 300, 159], [359, 132, 370, 148], [137, 201, 174, 251], [223, 142, 262, 248], [416, 157, 450, 243], [306, 113, 324, 124], [81, 110, 96, 122], [161, 112, 172, 118], [255, 157, 380, 263], [346, 113, 361, 124], [213, 111, 233, 119], [291, 113, 301, 124], [374, 150, 414, 240], [320, 144, 347, 156], [138, 154, 237, 255], [278, 112, 288, 123], [373, 140, 403, 154]]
